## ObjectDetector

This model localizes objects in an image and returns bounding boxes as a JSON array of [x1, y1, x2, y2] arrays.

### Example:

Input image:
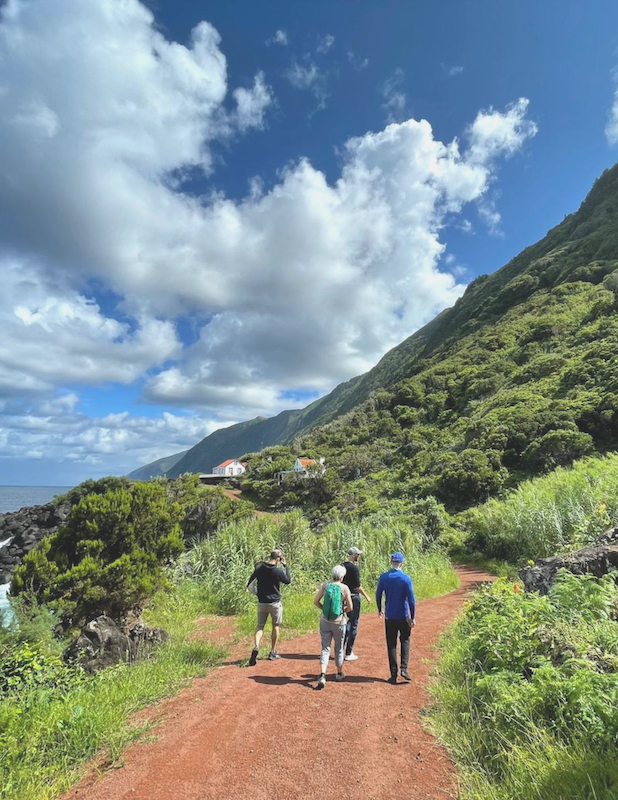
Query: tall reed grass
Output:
[[178, 510, 459, 634], [465, 454, 618, 562]]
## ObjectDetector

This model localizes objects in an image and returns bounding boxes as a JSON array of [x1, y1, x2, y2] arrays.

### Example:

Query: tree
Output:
[[11, 482, 184, 625]]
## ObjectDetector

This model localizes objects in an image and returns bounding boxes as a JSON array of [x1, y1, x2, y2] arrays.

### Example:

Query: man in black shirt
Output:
[[247, 548, 291, 665], [342, 546, 371, 661]]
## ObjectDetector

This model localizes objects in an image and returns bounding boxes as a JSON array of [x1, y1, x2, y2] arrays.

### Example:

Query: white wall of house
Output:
[[213, 460, 246, 476]]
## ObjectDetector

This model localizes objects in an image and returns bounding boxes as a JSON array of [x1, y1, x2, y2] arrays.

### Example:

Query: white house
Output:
[[213, 459, 246, 476], [293, 457, 326, 475]]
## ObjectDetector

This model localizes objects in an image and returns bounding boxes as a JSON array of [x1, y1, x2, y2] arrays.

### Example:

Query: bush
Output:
[[430, 573, 618, 799], [11, 482, 184, 625], [0, 643, 86, 696]]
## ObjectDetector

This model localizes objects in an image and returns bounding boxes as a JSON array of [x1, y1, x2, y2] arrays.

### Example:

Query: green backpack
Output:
[[323, 583, 342, 620]]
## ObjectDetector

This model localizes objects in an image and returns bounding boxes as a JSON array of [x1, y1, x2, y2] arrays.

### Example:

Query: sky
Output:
[[1, 0, 618, 486]]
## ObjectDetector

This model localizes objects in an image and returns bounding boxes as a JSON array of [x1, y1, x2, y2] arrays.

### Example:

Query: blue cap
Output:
[[391, 551, 405, 563]]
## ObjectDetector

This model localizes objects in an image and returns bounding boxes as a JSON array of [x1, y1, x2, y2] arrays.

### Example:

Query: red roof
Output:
[[298, 458, 316, 467], [217, 459, 238, 468]]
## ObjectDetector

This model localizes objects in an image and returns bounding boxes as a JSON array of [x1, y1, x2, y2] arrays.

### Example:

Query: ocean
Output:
[[0, 485, 71, 621], [0, 485, 71, 514]]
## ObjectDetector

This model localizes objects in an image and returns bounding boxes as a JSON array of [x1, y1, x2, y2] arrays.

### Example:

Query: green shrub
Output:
[[11, 482, 184, 624], [430, 573, 618, 799], [0, 643, 86, 695]]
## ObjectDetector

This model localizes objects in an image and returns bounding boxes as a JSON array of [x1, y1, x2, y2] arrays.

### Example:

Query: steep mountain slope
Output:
[[127, 450, 188, 480], [139, 162, 618, 482], [286, 164, 618, 511]]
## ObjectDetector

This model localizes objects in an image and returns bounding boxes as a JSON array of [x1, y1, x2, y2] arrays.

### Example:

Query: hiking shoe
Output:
[[268, 651, 281, 660], [248, 648, 258, 666], [344, 653, 358, 661], [335, 672, 345, 682], [388, 675, 398, 685], [316, 675, 326, 690], [401, 670, 412, 681]]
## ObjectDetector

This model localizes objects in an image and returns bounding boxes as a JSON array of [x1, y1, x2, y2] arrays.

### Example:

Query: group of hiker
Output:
[[246, 546, 416, 687]]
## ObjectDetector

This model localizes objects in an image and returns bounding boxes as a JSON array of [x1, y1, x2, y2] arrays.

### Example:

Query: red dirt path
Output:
[[62, 567, 492, 800]]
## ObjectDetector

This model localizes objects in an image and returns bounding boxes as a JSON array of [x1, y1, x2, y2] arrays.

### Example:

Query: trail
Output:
[[63, 567, 492, 800]]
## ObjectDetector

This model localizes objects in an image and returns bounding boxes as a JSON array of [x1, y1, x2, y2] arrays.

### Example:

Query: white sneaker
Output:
[[344, 653, 358, 661]]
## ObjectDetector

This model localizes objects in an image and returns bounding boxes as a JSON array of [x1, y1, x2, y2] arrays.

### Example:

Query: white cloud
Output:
[[316, 34, 335, 54], [140, 109, 536, 415], [467, 98, 538, 165], [380, 69, 407, 123], [267, 29, 288, 46], [0, 0, 272, 318], [348, 51, 369, 71], [0, 0, 538, 477], [444, 64, 464, 78], [0, 395, 237, 474], [285, 58, 328, 110], [233, 72, 273, 131], [0, 258, 180, 398], [286, 60, 320, 90], [477, 198, 503, 237]]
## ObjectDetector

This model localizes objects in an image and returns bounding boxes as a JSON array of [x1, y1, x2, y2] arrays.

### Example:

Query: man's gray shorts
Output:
[[256, 601, 283, 629]]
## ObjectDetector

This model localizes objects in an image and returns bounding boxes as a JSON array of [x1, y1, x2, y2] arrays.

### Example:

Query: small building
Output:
[[294, 457, 326, 474], [213, 459, 247, 477], [275, 457, 326, 482]]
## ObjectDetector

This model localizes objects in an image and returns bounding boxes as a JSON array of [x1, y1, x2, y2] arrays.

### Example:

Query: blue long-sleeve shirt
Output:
[[376, 568, 415, 620]]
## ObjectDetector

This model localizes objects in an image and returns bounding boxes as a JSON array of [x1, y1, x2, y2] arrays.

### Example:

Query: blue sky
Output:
[[0, 0, 617, 485]]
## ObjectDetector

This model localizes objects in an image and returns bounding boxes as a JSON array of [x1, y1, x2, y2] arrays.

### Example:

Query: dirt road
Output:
[[64, 567, 491, 800]]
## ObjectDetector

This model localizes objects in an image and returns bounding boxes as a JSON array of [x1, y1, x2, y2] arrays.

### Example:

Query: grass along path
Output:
[[61, 567, 492, 800]]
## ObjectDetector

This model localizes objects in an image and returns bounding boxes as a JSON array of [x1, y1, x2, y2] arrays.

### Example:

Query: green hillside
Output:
[[143, 163, 618, 487], [238, 163, 618, 515]]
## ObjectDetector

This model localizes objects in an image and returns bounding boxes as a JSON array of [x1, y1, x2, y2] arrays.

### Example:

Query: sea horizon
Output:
[[0, 485, 72, 515]]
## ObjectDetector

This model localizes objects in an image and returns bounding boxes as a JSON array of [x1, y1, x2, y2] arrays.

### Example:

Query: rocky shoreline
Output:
[[0, 502, 71, 584]]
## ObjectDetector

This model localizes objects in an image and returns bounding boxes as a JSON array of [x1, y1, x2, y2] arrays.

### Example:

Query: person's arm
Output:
[[275, 564, 291, 585], [247, 568, 258, 588], [314, 584, 326, 610], [376, 576, 384, 618], [342, 585, 353, 614], [407, 576, 416, 624], [358, 585, 371, 604]]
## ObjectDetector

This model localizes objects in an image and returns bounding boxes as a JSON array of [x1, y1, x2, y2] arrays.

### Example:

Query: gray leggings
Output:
[[319, 616, 346, 672]]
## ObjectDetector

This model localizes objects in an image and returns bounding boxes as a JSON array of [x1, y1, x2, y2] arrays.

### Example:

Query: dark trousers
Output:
[[345, 594, 361, 655], [385, 618, 411, 676]]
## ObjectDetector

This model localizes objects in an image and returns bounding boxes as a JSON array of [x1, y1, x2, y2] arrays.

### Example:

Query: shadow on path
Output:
[[248, 673, 390, 688]]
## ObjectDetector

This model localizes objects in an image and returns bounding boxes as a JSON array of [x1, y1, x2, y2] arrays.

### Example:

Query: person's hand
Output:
[[365, 597, 372, 605], [379, 611, 384, 620], [411, 618, 416, 627]]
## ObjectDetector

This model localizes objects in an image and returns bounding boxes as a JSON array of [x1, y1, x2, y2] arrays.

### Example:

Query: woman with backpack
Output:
[[314, 564, 353, 690]]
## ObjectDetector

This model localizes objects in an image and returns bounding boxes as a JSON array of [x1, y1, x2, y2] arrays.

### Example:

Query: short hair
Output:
[[332, 564, 346, 581], [270, 549, 282, 560]]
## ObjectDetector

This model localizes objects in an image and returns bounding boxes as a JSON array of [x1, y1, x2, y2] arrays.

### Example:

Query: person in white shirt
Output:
[[313, 564, 353, 690]]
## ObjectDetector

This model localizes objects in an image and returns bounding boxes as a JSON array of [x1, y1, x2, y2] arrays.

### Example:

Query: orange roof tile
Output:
[[217, 459, 238, 468]]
